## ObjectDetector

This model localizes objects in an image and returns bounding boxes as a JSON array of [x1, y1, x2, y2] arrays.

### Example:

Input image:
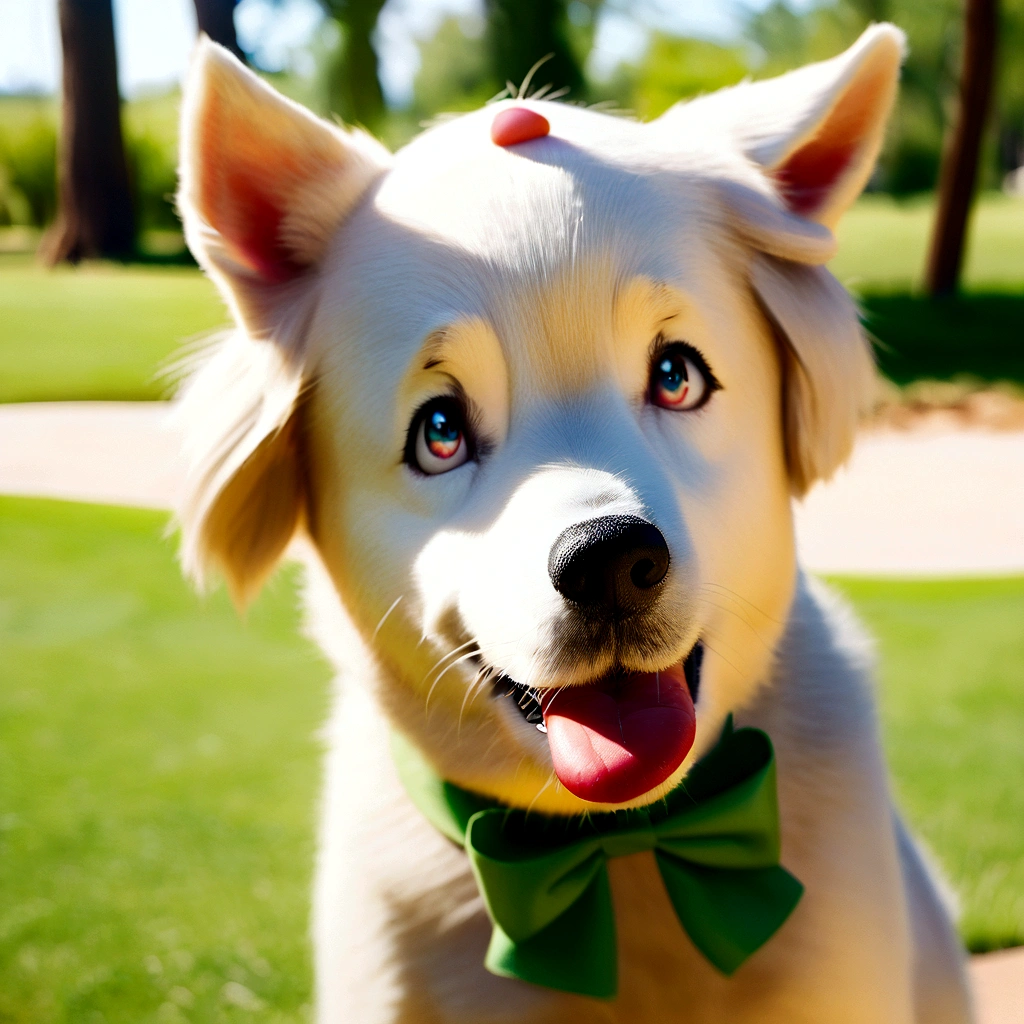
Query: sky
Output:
[[0, 0, 797, 106]]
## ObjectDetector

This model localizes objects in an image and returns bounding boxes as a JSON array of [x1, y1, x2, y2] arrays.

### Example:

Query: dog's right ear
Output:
[[176, 39, 390, 606], [178, 36, 390, 340]]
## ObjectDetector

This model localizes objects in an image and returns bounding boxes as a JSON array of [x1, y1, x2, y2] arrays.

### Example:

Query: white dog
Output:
[[175, 24, 973, 1022]]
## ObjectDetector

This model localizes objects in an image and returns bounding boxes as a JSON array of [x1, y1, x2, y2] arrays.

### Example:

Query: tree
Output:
[[42, 0, 134, 264], [926, 0, 1000, 294], [192, 0, 244, 61], [319, 0, 388, 130], [484, 0, 585, 99]]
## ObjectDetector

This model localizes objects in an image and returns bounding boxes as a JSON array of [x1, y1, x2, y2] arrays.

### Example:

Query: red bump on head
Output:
[[491, 107, 550, 147]]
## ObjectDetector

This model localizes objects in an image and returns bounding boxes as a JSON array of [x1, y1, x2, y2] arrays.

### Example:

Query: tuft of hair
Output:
[[751, 257, 877, 495], [175, 333, 307, 608]]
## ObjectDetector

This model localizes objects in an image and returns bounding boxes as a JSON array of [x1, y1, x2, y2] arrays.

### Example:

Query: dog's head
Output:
[[176, 26, 901, 813]]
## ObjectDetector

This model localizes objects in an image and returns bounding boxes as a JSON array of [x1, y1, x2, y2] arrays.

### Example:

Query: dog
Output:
[[174, 24, 974, 1022]]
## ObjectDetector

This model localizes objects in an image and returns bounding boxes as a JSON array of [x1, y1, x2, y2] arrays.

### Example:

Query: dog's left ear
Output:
[[660, 23, 904, 230], [659, 25, 903, 494]]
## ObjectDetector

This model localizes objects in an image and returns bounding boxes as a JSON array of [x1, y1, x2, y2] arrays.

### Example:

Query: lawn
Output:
[[0, 255, 226, 404], [0, 195, 1022, 405], [1, 497, 1023, 1022], [0, 498, 329, 1024], [829, 576, 1024, 952], [831, 193, 1024, 291]]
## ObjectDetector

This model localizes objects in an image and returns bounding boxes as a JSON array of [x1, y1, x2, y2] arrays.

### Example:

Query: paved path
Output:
[[2, 401, 1024, 1020], [972, 949, 1024, 1024], [796, 427, 1024, 575], [0, 402, 183, 511]]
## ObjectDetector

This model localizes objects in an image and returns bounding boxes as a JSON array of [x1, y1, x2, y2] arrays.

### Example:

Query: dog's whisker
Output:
[[371, 594, 404, 642], [524, 773, 557, 818], [699, 582, 785, 627], [426, 637, 522, 717], [422, 638, 480, 690], [697, 590, 764, 634], [696, 594, 776, 654], [424, 645, 481, 713], [698, 635, 743, 679]]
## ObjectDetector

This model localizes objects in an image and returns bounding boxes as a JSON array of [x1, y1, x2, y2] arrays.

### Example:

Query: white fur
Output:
[[175, 26, 973, 1022]]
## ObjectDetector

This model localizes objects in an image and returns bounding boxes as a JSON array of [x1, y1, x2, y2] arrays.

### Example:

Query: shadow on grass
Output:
[[862, 292, 1024, 386]]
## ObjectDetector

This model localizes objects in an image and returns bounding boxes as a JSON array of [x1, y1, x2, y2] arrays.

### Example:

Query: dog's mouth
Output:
[[492, 642, 704, 805]]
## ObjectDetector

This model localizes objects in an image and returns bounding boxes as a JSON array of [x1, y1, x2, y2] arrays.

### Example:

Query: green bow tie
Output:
[[391, 717, 802, 1000]]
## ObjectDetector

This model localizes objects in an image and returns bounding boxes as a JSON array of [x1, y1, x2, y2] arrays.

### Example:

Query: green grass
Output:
[[830, 195, 1024, 386], [831, 193, 1024, 291], [829, 576, 1024, 952], [0, 255, 226, 404], [0, 498, 330, 1024], [1, 497, 1023, 1021], [861, 293, 1024, 386]]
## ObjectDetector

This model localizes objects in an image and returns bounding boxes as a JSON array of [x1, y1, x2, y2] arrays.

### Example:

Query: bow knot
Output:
[[599, 826, 658, 859], [392, 717, 802, 999]]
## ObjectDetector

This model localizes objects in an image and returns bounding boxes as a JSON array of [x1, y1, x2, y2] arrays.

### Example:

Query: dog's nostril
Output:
[[630, 558, 657, 589], [549, 515, 670, 615]]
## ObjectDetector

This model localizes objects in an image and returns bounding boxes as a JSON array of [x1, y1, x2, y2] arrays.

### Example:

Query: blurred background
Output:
[[2, 0, 1024, 244], [1, 1, 1022, 1022]]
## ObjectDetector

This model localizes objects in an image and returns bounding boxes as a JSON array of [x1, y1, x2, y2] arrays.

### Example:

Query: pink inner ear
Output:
[[222, 169, 306, 284], [770, 54, 890, 218], [773, 138, 858, 216]]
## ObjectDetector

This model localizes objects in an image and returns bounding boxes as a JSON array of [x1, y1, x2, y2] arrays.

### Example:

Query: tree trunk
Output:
[[41, 0, 134, 264], [925, 0, 999, 296], [485, 0, 585, 100], [321, 0, 387, 130], [192, 0, 244, 61]]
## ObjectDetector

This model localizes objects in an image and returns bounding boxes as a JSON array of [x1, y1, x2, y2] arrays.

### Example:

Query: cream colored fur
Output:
[[175, 28, 973, 1022]]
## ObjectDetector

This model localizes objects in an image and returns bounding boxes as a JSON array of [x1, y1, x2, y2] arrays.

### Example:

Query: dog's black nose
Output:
[[548, 515, 670, 615]]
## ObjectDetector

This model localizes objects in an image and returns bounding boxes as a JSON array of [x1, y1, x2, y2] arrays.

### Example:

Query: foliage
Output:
[[0, 93, 181, 235], [0, 98, 57, 228], [313, 0, 388, 130], [608, 33, 750, 119], [484, 0, 588, 100], [863, 292, 1024, 385], [412, 16, 495, 119], [123, 91, 185, 232], [744, 0, 1024, 192]]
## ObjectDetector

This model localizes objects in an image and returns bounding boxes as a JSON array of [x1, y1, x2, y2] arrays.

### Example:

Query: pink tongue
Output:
[[542, 666, 696, 805]]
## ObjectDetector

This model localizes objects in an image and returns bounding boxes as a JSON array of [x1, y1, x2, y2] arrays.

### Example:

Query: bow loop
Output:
[[654, 759, 782, 869], [467, 810, 606, 941]]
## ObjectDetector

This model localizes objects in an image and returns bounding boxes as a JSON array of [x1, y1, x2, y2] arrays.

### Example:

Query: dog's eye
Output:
[[411, 398, 471, 475], [649, 343, 715, 411]]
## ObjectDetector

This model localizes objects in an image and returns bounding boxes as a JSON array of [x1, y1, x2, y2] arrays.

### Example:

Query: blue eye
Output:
[[412, 398, 471, 474], [426, 408, 461, 458], [650, 345, 712, 411]]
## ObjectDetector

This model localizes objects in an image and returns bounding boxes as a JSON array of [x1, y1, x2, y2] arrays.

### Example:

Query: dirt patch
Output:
[[868, 379, 1024, 432]]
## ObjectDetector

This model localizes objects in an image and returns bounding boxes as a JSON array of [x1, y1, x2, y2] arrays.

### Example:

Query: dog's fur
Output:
[[175, 25, 974, 1022]]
